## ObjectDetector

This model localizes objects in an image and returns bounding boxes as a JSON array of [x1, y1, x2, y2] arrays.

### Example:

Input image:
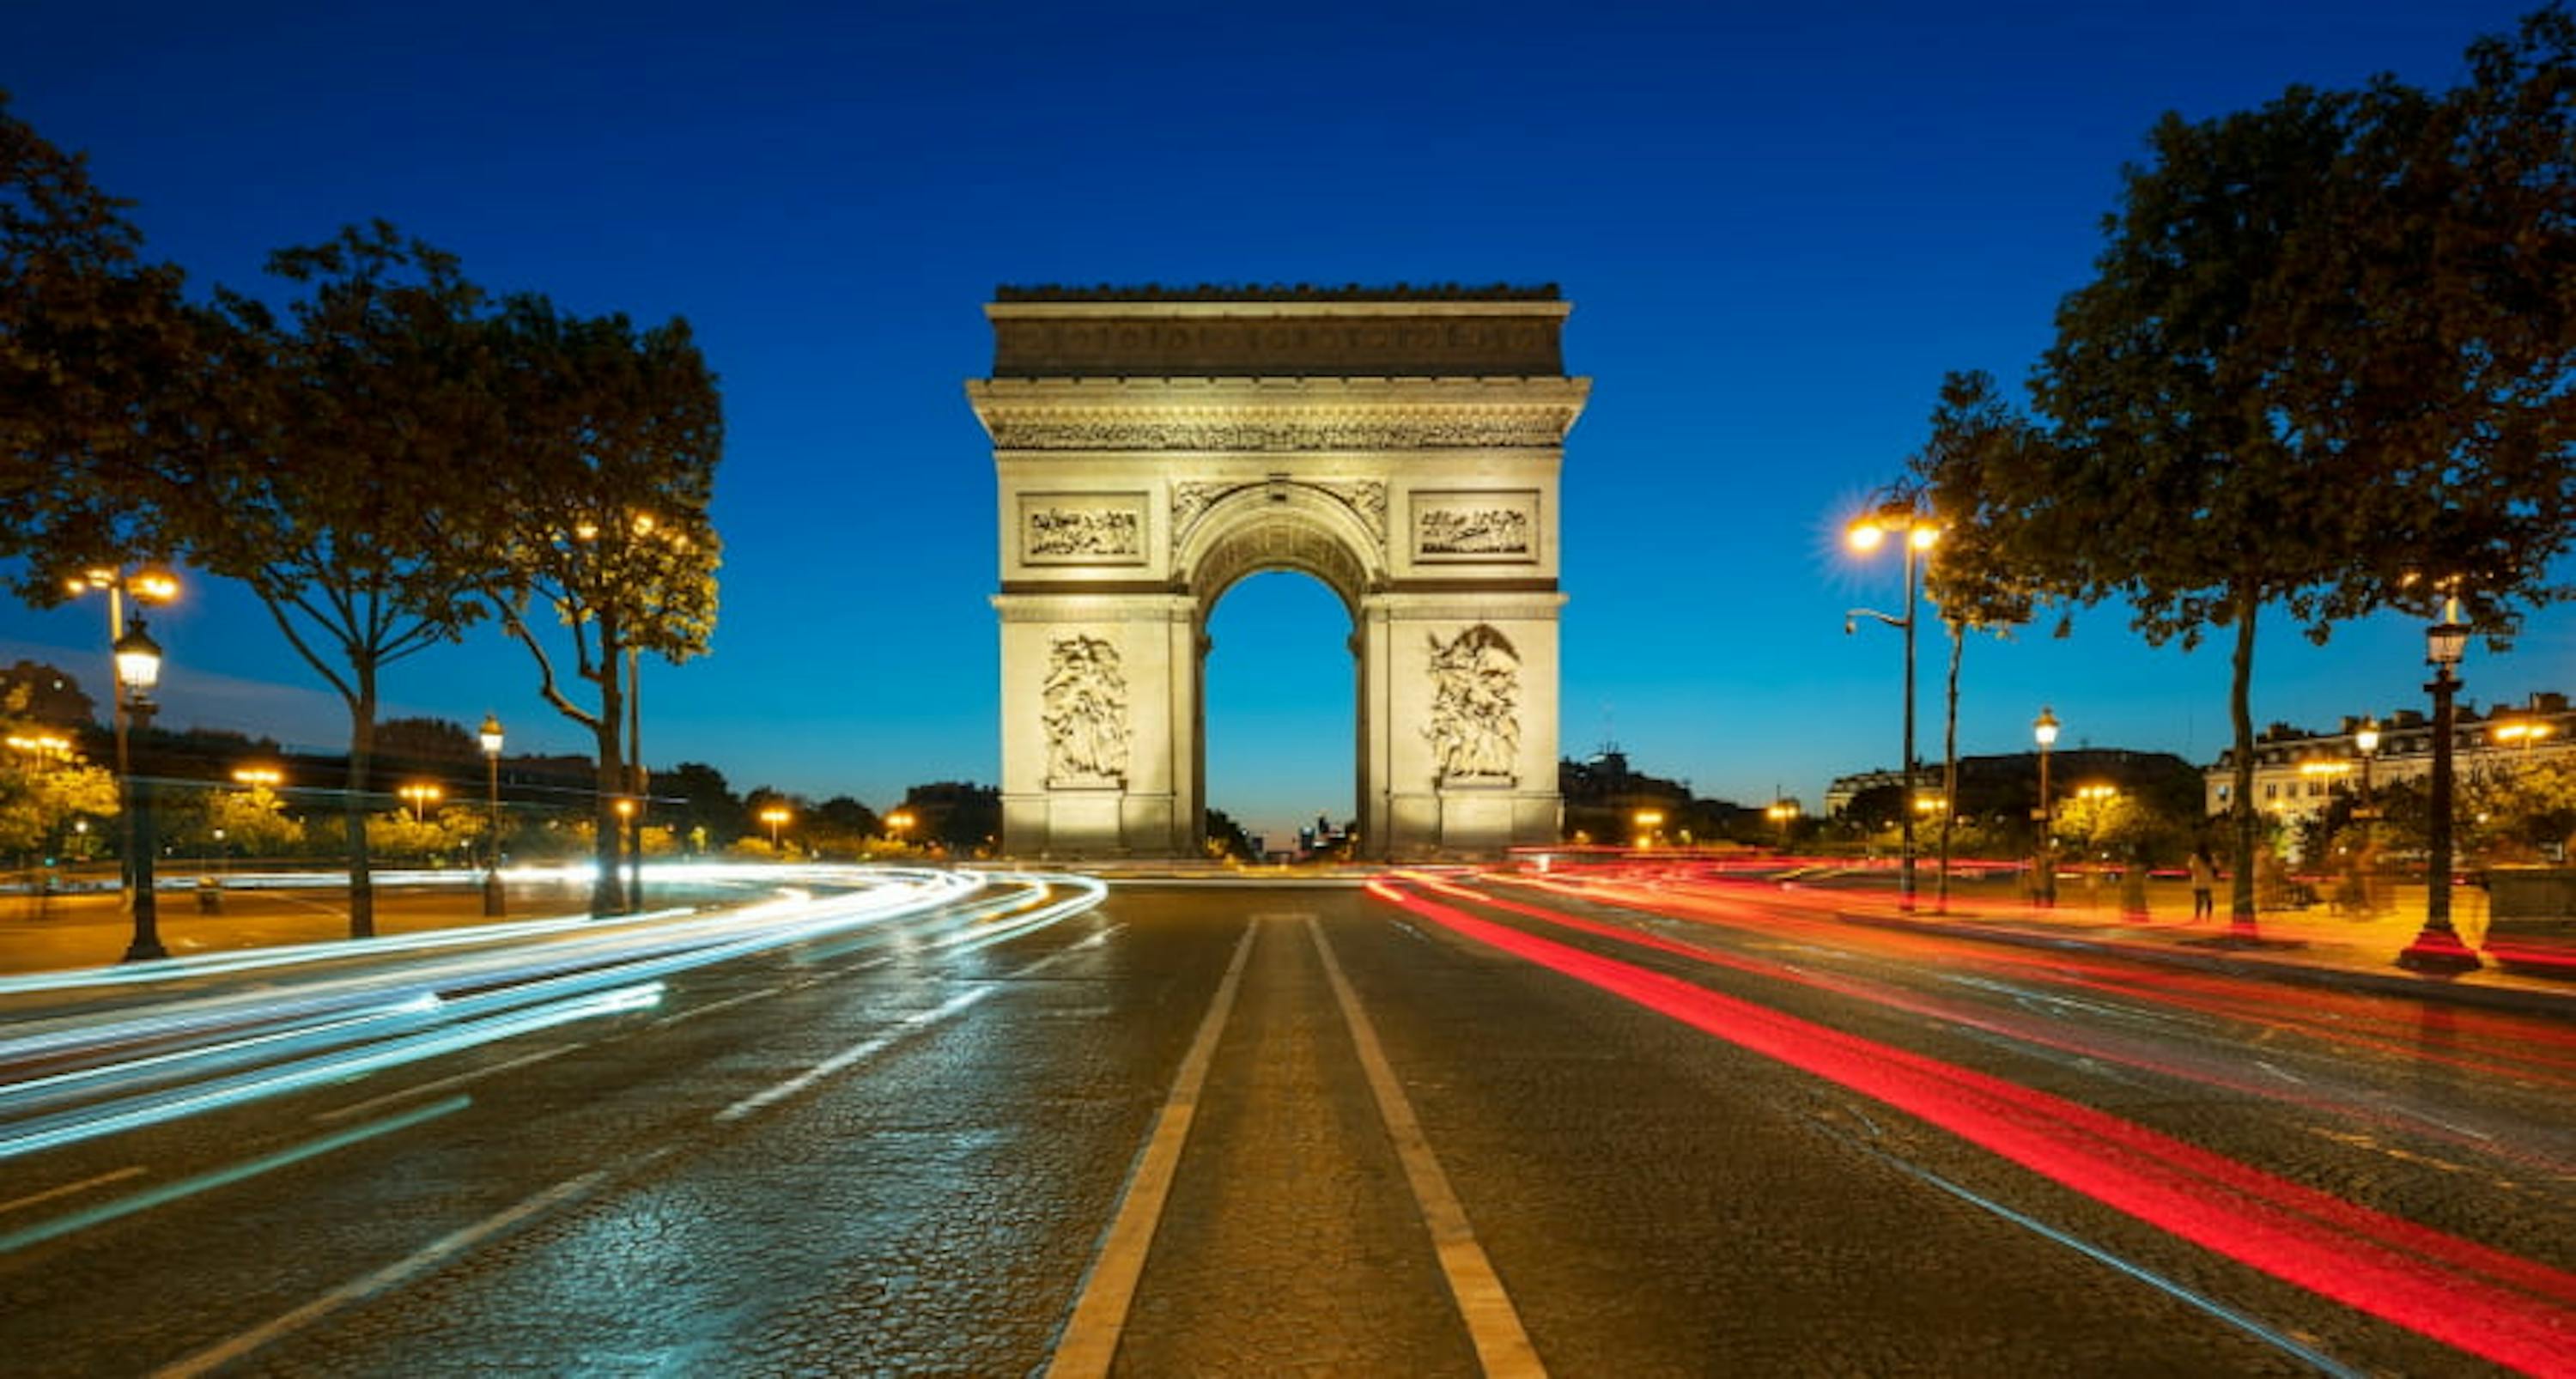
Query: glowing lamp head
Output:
[[2354, 720, 2380, 755], [2033, 707, 2060, 748], [1845, 521, 1886, 553], [132, 569, 179, 602], [112, 618, 163, 693], [1909, 524, 1940, 551], [479, 714, 505, 758]]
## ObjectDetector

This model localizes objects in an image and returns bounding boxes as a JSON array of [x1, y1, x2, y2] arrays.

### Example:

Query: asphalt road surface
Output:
[[1, 867, 2568, 1376]]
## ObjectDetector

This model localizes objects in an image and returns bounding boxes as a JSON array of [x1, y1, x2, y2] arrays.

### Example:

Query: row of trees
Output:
[[2, 96, 724, 928], [1883, 8, 2576, 930]]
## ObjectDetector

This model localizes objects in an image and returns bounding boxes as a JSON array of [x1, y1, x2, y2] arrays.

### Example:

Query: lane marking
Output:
[[1309, 917, 1547, 1378], [151, 1164, 612, 1379], [313, 1042, 586, 1124], [1047, 921, 1258, 1379], [2, 1097, 470, 1256], [647, 984, 786, 1029], [0, 1166, 145, 1218], [714, 922, 1121, 1125]]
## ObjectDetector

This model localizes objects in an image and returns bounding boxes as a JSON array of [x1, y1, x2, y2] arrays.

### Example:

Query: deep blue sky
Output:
[[5, 0, 2565, 846]]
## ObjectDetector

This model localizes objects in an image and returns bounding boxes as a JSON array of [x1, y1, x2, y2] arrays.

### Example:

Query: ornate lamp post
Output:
[[2400, 604, 2482, 974], [1847, 501, 1940, 912], [2353, 719, 2380, 818], [2032, 707, 2059, 907], [112, 618, 166, 962], [479, 714, 506, 917]]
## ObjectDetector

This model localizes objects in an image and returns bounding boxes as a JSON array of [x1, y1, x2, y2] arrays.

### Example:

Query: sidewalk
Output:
[[1831, 873, 2576, 1018]]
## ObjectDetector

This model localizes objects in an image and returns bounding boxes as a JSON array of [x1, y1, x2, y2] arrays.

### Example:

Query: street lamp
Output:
[[2402, 600, 2482, 974], [479, 714, 506, 917], [1632, 808, 1665, 848], [1847, 501, 1940, 911], [760, 805, 791, 853], [2032, 707, 2060, 907], [886, 808, 915, 847], [398, 782, 443, 823], [1765, 800, 1799, 851], [2353, 719, 2380, 818], [111, 617, 165, 962]]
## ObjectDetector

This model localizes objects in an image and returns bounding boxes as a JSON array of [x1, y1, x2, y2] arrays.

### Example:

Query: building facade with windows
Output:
[[2202, 692, 2573, 823]]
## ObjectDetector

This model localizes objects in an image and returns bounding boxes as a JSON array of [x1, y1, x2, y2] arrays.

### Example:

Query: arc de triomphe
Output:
[[971, 286, 1587, 859]]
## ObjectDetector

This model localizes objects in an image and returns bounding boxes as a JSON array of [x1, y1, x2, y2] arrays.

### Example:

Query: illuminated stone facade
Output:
[[974, 289, 1586, 859]]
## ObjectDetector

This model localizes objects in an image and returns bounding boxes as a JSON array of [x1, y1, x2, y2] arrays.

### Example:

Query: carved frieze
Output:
[[991, 314, 1564, 379], [1020, 493, 1148, 566], [984, 406, 1578, 452], [1043, 634, 1129, 787], [1425, 624, 1520, 786], [1411, 489, 1540, 564]]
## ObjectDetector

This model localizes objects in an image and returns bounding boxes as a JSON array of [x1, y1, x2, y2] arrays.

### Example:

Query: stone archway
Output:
[[972, 286, 1588, 860]]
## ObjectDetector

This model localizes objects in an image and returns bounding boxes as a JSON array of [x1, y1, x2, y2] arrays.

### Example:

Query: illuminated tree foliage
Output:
[[0, 92, 198, 598], [193, 222, 503, 938], [2022, 9, 2576, 931], [1, 683, 117, 861], [486, 295, 722, 914]]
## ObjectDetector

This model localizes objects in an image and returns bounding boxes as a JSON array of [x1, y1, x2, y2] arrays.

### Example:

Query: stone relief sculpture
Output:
[[1425, 624, 1520, 783], [1419, 507, 1532, 556], [1027, 507, 1141, 557], [1043, 635, 1130, 784]]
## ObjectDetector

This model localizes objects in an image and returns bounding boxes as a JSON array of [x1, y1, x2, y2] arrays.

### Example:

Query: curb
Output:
[[1833, 909, 2576, 1021]]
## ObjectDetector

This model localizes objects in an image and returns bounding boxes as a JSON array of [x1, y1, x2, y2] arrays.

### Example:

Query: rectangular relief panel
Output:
[[1410, 489, 1541, 565], [1020, 492, 1150, 567]]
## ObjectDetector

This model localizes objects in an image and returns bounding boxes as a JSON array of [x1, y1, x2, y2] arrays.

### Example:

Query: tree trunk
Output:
[[1939, 620, 1963, 914], [344, 669, 377, 939], [2227, 588, 2261, 940], [591, 671, 625, 916]]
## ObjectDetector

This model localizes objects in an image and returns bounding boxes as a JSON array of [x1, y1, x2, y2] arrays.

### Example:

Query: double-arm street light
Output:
[[1765, 800, 1799, 851], [2401, 602, 2482, 974], [399, 782, 443, 823], [1846, 501, 1941, 912], [760, 805, 792, 854], [479, 714, 506, 917]]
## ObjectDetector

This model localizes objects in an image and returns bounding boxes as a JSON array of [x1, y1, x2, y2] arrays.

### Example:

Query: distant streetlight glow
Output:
[[761, 805, 792, 851], [399, 782, 443, 823]]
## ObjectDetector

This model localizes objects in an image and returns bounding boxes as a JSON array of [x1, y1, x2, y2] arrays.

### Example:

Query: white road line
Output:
[[0, 1166, 144, 1218], [1309, 917, 1547, 1378], [312, 1042, 586, 1124], [151, 1168, 611, 1379], [714, 987, 989, 1122], [648, 983, 787, 1028], [1047, 920, 1258, 1379], [714, 924, 1121, 1125]]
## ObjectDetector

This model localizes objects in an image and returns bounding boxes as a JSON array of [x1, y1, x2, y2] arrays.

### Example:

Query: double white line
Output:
[[1048, 916, 1545, 1377]]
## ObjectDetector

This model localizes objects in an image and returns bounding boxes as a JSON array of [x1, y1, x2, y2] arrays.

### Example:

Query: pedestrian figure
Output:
[[2189, 843, 2217, 920]]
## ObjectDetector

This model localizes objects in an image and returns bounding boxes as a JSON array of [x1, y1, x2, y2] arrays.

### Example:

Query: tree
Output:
[[484, 295, 722, 914], [0, 660, 95, 730], [0, 92, 199, 598], [191, 222, 503, 939], [2026, 16, 2576, 934], [199, 783, 303, 858], [660, 761, 745, 855], [0, 683, 115, 863], [1204, 808, 1257, 861], [1904, 371, 2042, 908]]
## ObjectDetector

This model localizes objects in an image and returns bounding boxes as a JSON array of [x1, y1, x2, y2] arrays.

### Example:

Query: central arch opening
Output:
[[1202, 571, 1357, 860]]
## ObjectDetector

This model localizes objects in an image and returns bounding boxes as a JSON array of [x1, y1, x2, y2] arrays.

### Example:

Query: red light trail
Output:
[[1369, 876, 2576, 1376]]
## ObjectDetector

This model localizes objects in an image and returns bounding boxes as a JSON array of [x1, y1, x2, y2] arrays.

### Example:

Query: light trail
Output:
[[0, 866, 1107, 1165], [1372, 877, 2576, 1376]]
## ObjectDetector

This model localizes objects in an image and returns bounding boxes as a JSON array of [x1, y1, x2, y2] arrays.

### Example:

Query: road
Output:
[[0, 866, 2569, 1376]]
